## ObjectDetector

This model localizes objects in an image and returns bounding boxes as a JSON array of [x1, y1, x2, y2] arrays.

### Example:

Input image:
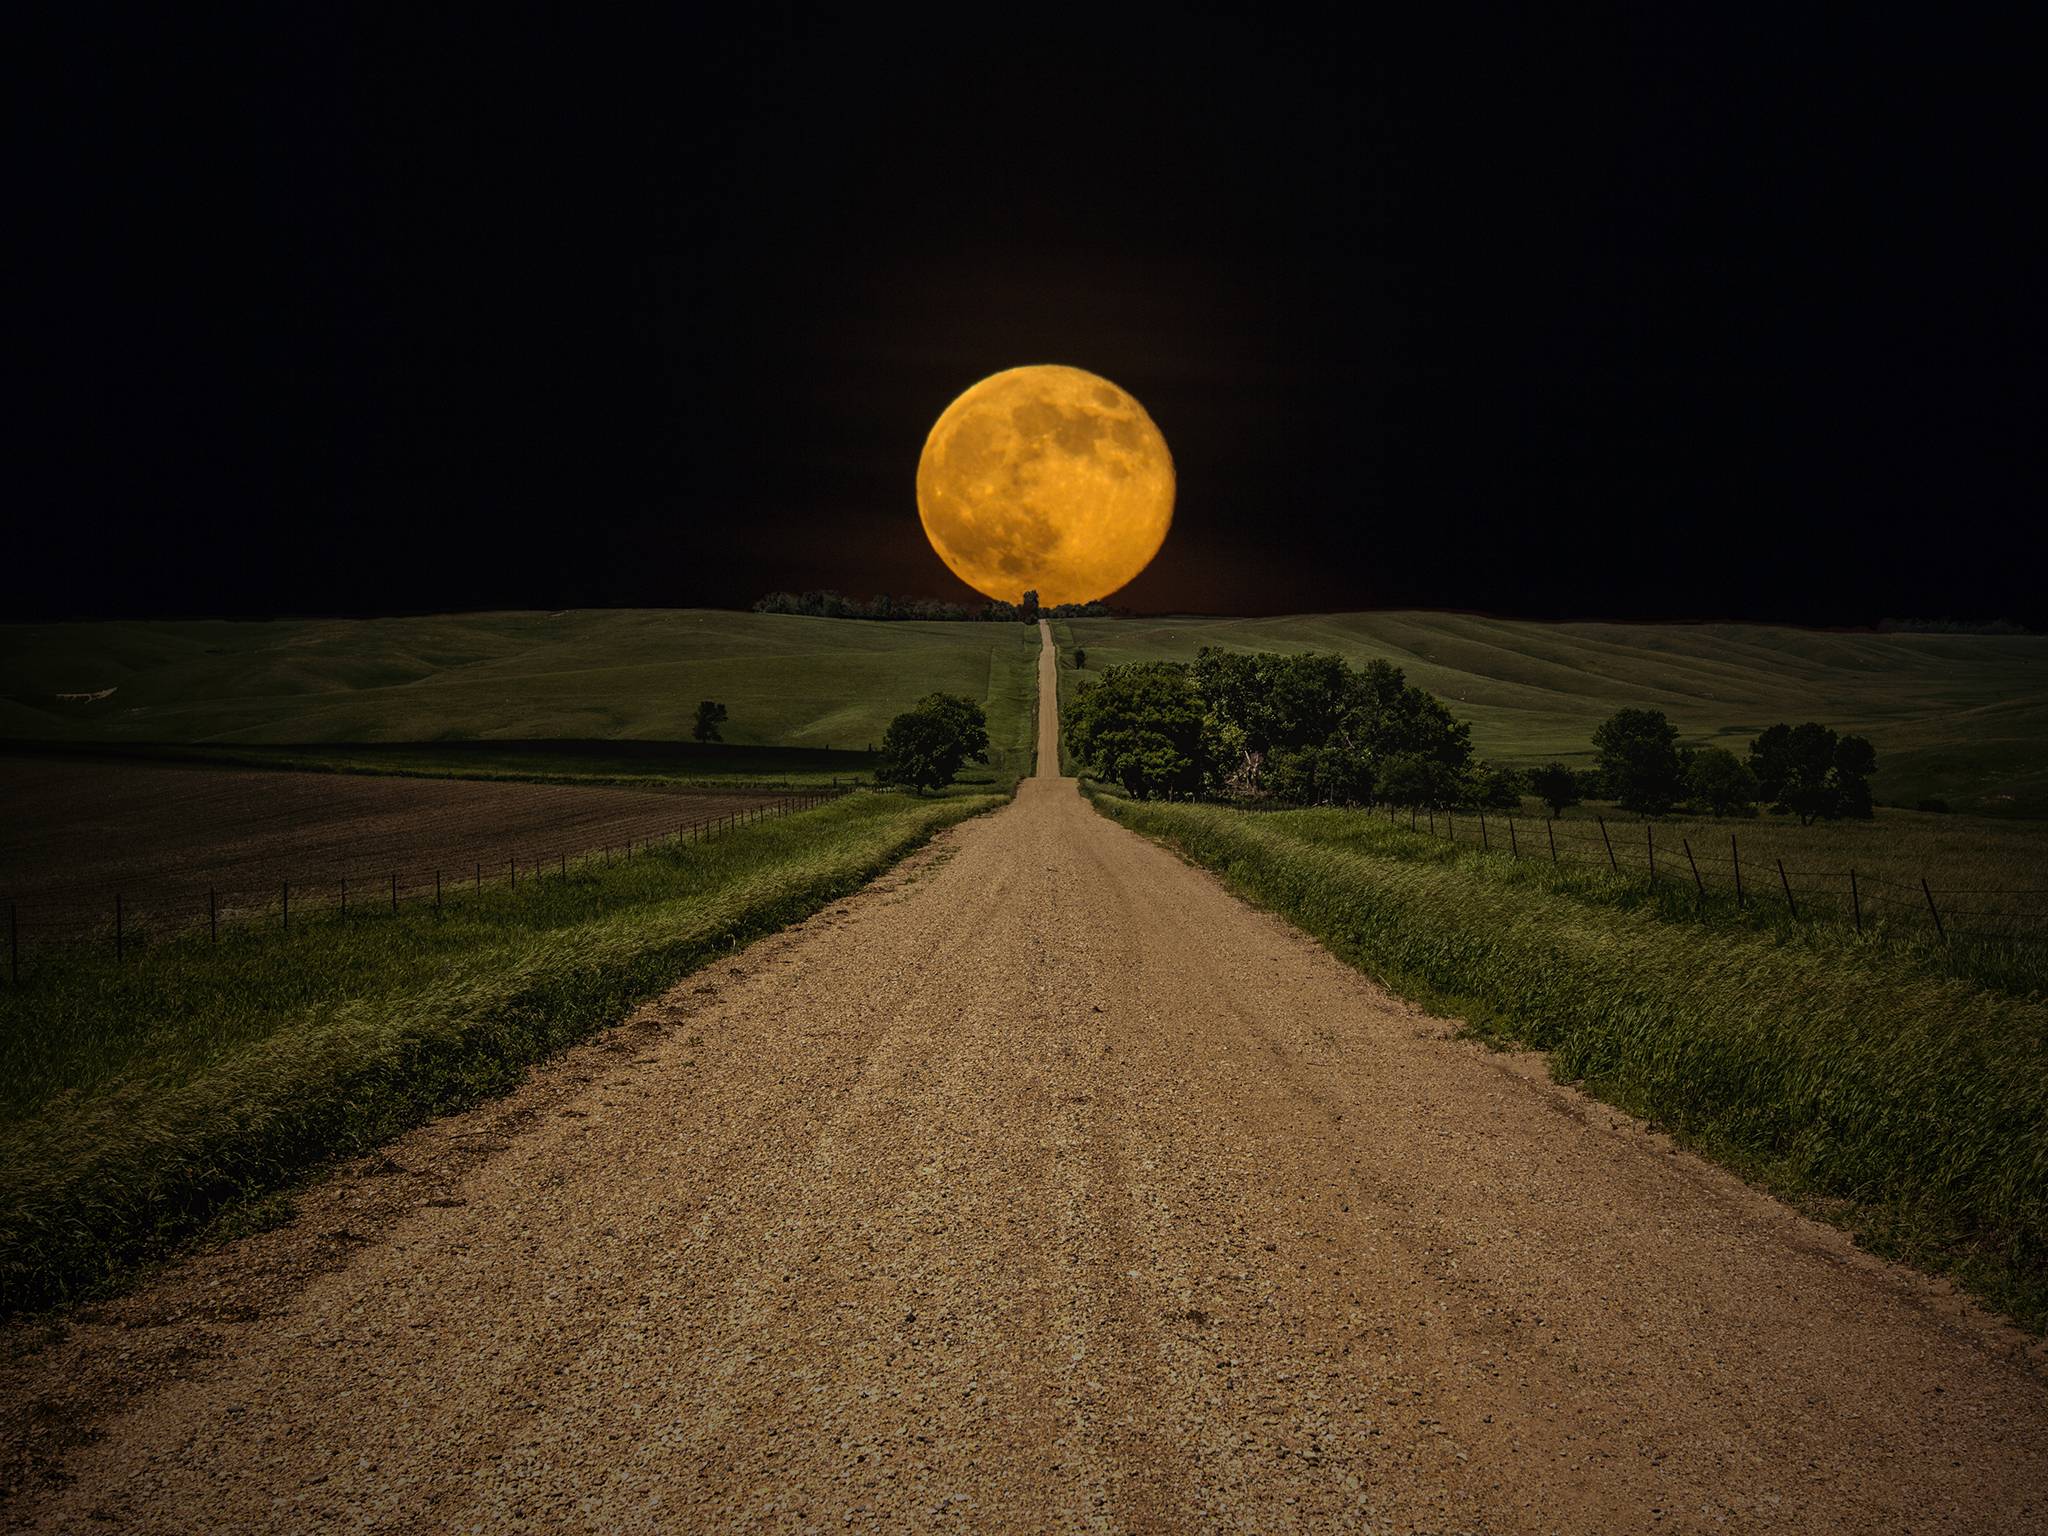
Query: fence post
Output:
[[116, 893, 124, 961], [1777, 859, 1798, 920], [562, 851, 568, 877], [1598, 816, 1617, 872], [1850, 868, 1861, 933], [8, 901, 15, 985], [390, 871, 398, 913], [1508, 816, 1518, 859], [435, 870, 442, 911], [1447, 810, 1455, 842], [475, 863, 481, 892], [1731, 833, 1744, 908], [1427, 808, 1435, 836], [1479, 812, 1489, 852], [1683, 838, 1704, 910], [510, 857, 517, 890], [1922, 878, 1947, 944], [1548, 819, 1557, 863], [209, 888, 217, 945], [1645, 822, 1655, 883], [1410, 806, 1417, 831]]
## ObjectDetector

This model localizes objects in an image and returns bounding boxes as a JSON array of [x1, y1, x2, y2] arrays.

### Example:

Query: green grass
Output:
[[0, 610, 1042, 779], [1056, 612, 2048, 816], [1089, 789, 2048, 1329], [0, 790, 1003, 1314]]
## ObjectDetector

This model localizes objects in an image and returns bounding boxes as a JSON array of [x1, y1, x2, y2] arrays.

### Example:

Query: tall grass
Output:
[[1090, 789, 2048, 1329], [0, 791, 1000, 1313]]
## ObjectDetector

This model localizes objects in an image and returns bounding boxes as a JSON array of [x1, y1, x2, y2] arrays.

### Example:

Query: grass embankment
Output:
[[1058, 612, 2048, 815], [1088, 790, 2048, 1329], [0, 790, 1002, 1314]]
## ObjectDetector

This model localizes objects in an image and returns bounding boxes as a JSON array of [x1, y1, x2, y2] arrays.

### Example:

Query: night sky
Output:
[[15, 9, 2046, 626]]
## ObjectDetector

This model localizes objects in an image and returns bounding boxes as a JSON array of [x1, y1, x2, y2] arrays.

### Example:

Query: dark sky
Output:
[[14, 8, 2046, 625]]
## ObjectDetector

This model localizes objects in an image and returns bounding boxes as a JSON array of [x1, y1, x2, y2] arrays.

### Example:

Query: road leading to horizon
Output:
[[10, 621, 2046, 1532]]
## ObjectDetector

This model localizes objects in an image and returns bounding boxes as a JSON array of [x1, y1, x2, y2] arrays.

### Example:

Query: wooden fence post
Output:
[[1683, 838, 1704, 910], [8, 901, 15, 985], [1922, 878, 1947, 944], [390, 871, 398, 913], [1645, 822, 1655, 882], [1479, 812, 1489, 852], [1547, 819, 1557, 863], [1598, 817, 1617, 872], [115, 893, 123, 961], [209, 888, 217, 944], [1508, 816, 1518, 860], [1850, 868, 1861, 933], [1731, 833, 1744, 908], [1777, 859, 1798, 919], [435, 870, 442, 910]]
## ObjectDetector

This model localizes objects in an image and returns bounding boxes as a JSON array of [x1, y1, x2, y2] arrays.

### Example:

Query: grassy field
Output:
[[1055, 612, 2048, 816], [0, 610, 1042, 783], [0, 789, 1004, 1313], [1089, 789, 2048, 1329]]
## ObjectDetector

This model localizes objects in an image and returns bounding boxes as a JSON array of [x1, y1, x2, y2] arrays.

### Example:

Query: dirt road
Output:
[[8, 623, 2046, 1531]]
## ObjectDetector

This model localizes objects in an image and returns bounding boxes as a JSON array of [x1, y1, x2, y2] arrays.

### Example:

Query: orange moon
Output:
[[916, 365, 1175, 607]]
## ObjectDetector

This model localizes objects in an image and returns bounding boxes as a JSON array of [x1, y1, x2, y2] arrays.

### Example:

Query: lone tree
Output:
[[1073, 647, 1086, 670], [1019, 590, 1041, 624], [1685, 744, 1759, 817], [874, 692, 990, 794], [1528, 761, 1581, 819], [693, 700, 728, 743], [1748, 722, 1877, 823], [1591, 707, 1685, 815]]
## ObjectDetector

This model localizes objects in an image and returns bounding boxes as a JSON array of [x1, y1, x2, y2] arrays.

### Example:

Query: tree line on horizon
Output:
[[1064, 648, 1881, 823], [752, 589, 1117, 623]]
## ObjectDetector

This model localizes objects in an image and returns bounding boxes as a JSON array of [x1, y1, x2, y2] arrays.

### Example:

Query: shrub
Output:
[[874, 693, 990, 793]]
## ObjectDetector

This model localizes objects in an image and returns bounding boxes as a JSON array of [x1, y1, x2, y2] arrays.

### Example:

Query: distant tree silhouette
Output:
[[1019, 590, 1041, 623], [1073, 647, 1087, 669], [1749, 722, 1877, 823], [1685, 745, 1759, 817], [1528, 761, 1581, 819], [693, 700, 727, 743], [1592, 707, 1685, 815]]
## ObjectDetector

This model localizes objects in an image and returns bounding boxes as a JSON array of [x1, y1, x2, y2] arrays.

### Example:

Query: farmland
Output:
[[0, 756, 793, 946], [1056, 611, 2048, 816]]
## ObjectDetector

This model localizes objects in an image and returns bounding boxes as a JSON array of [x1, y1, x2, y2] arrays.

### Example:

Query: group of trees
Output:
[[752, 590, 1114, 623], [1063, 648, 1497, 806], [1533, 710, 1878, 823], [1060, 648, 1882, 823]]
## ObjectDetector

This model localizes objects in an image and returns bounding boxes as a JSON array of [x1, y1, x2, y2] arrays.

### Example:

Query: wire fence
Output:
[[1, 788, 850, 982], [1374, 802, 2048, 950]]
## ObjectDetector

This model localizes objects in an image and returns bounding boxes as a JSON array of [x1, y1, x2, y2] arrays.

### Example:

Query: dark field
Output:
[[0, 756, 788, 943]]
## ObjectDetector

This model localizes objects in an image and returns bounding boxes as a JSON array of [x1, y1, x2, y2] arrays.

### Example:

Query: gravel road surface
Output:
[[7, 624, 2045, 1532]]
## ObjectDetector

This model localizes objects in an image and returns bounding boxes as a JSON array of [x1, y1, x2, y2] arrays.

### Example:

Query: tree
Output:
[[1748, 722, 1877, 823], [1377, 752, 1461, 810], [1591, 707, 1685, 815], [1019, 590, 1041, 624], [693, 700, 728, 743], [1063, 662, 1210, 799], [1685, 745, 1758, 817], [1073, 647, 1086, 670], [1461, 760, 1523, 810], [874, 692, 989, 793], [1528, 761, 1581, 819]]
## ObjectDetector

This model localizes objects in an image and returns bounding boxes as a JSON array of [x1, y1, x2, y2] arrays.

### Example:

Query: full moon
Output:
[[916, 365, 1175, 607]]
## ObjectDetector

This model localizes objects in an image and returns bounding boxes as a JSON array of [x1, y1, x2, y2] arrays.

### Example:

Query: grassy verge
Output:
[[0, 790, 1002, 1313], [1087, 788, 2048, 1330]]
